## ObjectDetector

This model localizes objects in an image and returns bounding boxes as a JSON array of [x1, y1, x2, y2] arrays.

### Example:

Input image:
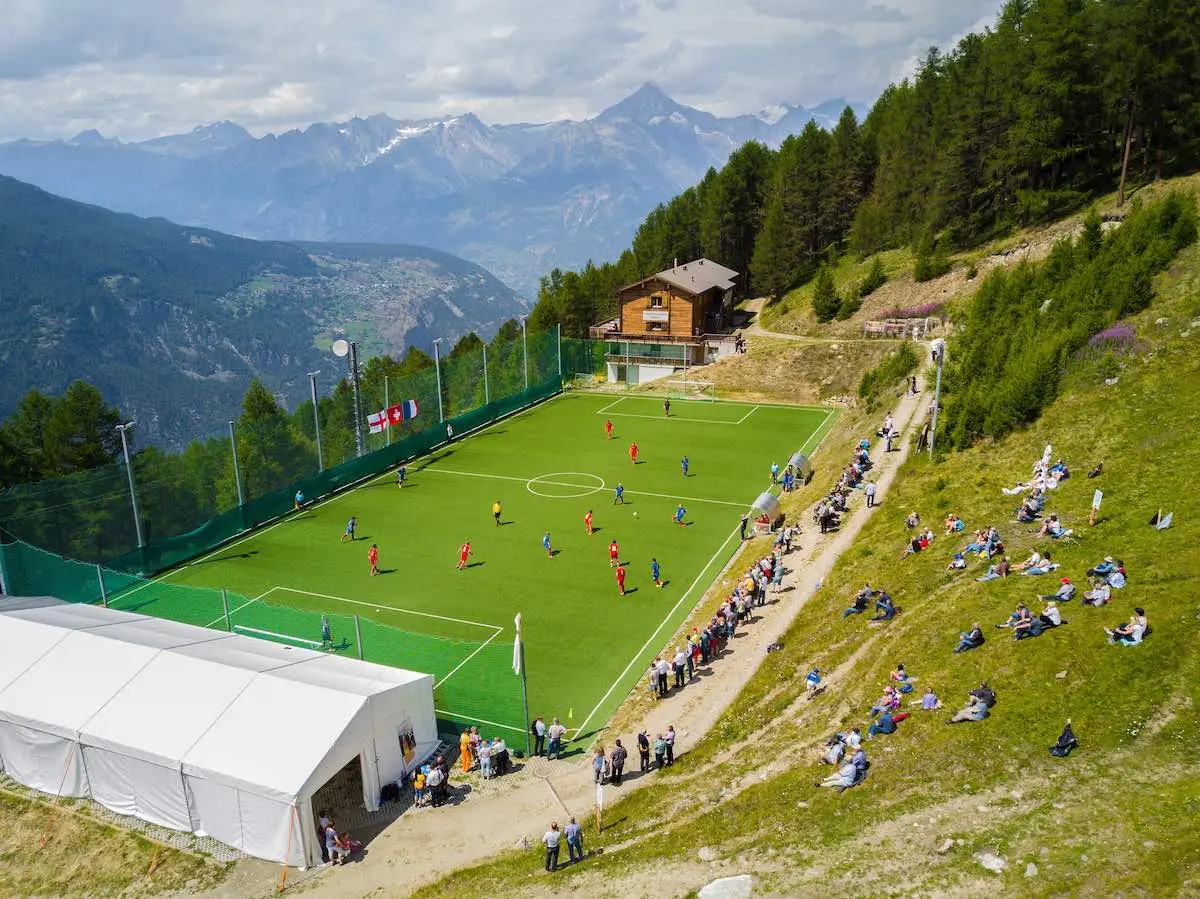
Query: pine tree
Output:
[[811, 266, 841, 322]]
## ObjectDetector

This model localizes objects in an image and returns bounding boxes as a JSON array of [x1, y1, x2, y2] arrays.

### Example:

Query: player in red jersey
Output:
[[584, 509, 594, 535], [609, 539, 620, 567], [615, 564, 627, 595], [457, 540, 472, 570], [368, 543, 379, 576], [605, 419, 614, 440], [629, 441, 639, 465]]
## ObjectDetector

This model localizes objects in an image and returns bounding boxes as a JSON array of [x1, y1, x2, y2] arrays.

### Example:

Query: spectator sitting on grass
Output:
[[948, 682, 996, 724], [915, 686, 942, 710], [1039, 600, 1062, 629], [1012, 550, 1044, 572], [822, 734, 846, 766], [1017, 495, 1042, 523], [868, 709, 909, 739], [962, 529, 988, 554], [1037, 514, 1071, 539], [1105, 608, 1148, 646], [906, 511, 921, 529], [944, 513, 963, 535], [869, 686, 901, 717], [947, 552, 967, 571], [1037, 577, 1077, 603], [890, 663, 914, 693], [817, 761, 860, 792], [843, 584, 874, 618], [870, 591, 896, 621], [953, 623, 985, 653], [977, 557, 1010, 582], [1083, 580, 1112, 606]]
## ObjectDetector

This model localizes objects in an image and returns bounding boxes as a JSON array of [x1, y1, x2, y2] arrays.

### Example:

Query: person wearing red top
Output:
[[615, 565, 626, 595], [368, 544, 379, 576], [457, 541, 472, 570], [609, 540, 620, 567], [605, 419, 613, 440], [584, 510, 594, 535], [629, 442, 639, 465]]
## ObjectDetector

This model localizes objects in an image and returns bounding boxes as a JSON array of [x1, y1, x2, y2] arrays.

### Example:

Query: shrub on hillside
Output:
[[942, 193, 1197, 449], [836, 294, 862, 320], [811, 265, 841, 322], [858, 343, 919, 408], [913, 232, 952, 282], [857, 257, 888, 298], [878, 301, 946, 320]]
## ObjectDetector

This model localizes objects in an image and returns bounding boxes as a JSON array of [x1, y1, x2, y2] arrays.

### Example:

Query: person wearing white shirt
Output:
[[543, 822, 562, 871], [547, 718, 567, 759]]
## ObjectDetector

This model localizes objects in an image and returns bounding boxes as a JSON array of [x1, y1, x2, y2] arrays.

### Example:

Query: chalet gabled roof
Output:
[[620, 258, 739, 296]]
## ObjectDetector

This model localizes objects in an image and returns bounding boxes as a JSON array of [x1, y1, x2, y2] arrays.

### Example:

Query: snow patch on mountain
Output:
[[755, 104, 789, 125]]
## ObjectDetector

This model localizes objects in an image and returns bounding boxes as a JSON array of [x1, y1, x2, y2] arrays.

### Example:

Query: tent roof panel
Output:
[[0, 615, 71, 692], [182, 675, 368, 799], [0, 631, 159, 736]]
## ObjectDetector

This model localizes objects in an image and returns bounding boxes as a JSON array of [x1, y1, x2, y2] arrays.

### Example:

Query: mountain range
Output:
[[0, 85, 865, 295], [0, 176, 524, 447]]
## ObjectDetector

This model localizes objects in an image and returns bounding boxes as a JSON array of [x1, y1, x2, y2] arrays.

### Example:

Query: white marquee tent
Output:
[[0, 598, 438, 867]]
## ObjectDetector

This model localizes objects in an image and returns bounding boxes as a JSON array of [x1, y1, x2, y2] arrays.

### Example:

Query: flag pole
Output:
[[384, 375, 391, 446], [515, 612, 531, 757]]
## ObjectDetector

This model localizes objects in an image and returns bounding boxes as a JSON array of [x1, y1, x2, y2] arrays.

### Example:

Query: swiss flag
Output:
[[387, 403, 404, 425]]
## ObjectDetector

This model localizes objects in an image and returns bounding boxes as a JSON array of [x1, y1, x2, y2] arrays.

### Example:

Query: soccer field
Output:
[[142, 392, 833, 743]]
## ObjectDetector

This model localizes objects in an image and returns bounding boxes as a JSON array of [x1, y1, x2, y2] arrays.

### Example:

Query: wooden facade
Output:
[[616, 277, 711, 338]]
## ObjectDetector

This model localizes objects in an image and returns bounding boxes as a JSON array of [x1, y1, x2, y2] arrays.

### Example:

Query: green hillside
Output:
[[414, 189, 1200, 897], [0, 176, 523, 448]]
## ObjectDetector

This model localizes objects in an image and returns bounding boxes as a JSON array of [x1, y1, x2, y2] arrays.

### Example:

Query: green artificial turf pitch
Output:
[[152, 393, 833, 740]]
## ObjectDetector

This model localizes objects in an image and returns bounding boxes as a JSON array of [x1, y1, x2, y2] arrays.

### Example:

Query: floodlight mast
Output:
[[928, 339, 947, 458], [115, 421, 146, 549]]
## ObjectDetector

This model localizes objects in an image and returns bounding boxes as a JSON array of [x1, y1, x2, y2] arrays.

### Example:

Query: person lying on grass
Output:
[[1105, 608, 1148, 646], [953, 623, 985, 653], [868, 709, 909, 739], [1037, 514, 1072, 539], [997, 604, 1039, 639], [818, 762, 861, 792]]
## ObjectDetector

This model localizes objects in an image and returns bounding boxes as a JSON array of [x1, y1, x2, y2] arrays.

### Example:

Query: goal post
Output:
[[665, 379, 716, 401], [570, 372, 601, 390]]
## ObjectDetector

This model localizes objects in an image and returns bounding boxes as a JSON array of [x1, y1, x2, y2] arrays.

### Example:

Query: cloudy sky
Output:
[[0, 0, 1000, 141]]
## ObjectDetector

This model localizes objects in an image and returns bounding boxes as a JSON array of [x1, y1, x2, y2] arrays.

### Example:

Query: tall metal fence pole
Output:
[[229, 421, 245, 506], [115, 422, 146, 550], [557, 323, 562, 380], [96, 565, 108, 607], [308, 371, 325, 471], [482, 345, 490, 405], [354, 615, 364, 660], [350, 342, 365, 458], [384, 375, 391, 446], [521, 317, 529, 391], [221, 589, 232, 632], [433, 339, 445, 423]]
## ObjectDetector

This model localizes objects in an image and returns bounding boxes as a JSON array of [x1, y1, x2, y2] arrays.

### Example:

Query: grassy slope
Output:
[[0, 789, 226, 897], [157, 393, 828, 733], [414, 197, 1200, 897]]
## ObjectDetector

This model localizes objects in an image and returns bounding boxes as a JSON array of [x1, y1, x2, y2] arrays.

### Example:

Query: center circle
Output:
[[526, 472, 607, 499]]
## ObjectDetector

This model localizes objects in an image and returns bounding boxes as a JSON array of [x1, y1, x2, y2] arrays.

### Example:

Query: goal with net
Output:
[[665, 379, 716, 401], [570, 372, 601, 390]]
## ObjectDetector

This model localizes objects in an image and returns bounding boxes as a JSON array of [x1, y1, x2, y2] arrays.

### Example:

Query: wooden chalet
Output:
[[589, 258, 740, 385]]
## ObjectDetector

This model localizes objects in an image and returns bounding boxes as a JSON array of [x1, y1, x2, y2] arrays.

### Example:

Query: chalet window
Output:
[[650, 294, 665, 308], [647, 321, 665, 331]]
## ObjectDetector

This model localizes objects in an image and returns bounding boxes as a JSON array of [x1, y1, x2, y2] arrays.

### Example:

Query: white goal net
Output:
[[665, 379, 716, 401], [571, 372, 601, 390]]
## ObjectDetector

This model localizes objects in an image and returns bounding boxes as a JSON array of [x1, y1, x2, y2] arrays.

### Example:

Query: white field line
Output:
[[150, 387, 567, 583], [570, 407, 835, 738], [604, 411, 745, 425], [436, 626, 504, 687], [199, 584, 275, 629], [735, 405, 761, 425], [798, 409, 835, 456], [275, 587, 501, 634], [432, 709, 526, 735], [427, 467, 747, 508], [595, 397, 627, 415], [570, 522, 741, 738]]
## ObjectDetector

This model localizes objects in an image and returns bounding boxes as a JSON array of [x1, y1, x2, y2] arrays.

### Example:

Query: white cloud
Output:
[[0, 0, 1002, 140]]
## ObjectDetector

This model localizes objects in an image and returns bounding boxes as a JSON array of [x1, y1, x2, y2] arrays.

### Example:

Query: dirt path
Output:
[[216, 351, 931, 899], [740, 298, 906, 344]]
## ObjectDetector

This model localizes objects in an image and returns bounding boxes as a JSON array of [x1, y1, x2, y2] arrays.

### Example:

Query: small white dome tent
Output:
[[788, 452, 814, 484], [750, 492, 783, 535], [0, 598, 438, 868]]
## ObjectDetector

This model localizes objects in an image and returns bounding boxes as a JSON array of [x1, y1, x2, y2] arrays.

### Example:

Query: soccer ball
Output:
[[633, 511, 639, 518]]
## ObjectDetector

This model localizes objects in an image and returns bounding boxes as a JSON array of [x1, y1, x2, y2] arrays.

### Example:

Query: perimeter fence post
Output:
[[96, 565, 108, 607], [354, 615, 364, 660], [221, 589, 231, 632]]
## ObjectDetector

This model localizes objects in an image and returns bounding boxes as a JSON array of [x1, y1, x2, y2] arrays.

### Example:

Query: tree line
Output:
[[531, 0, 1200, 336], [0, 322, 543, 562]]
